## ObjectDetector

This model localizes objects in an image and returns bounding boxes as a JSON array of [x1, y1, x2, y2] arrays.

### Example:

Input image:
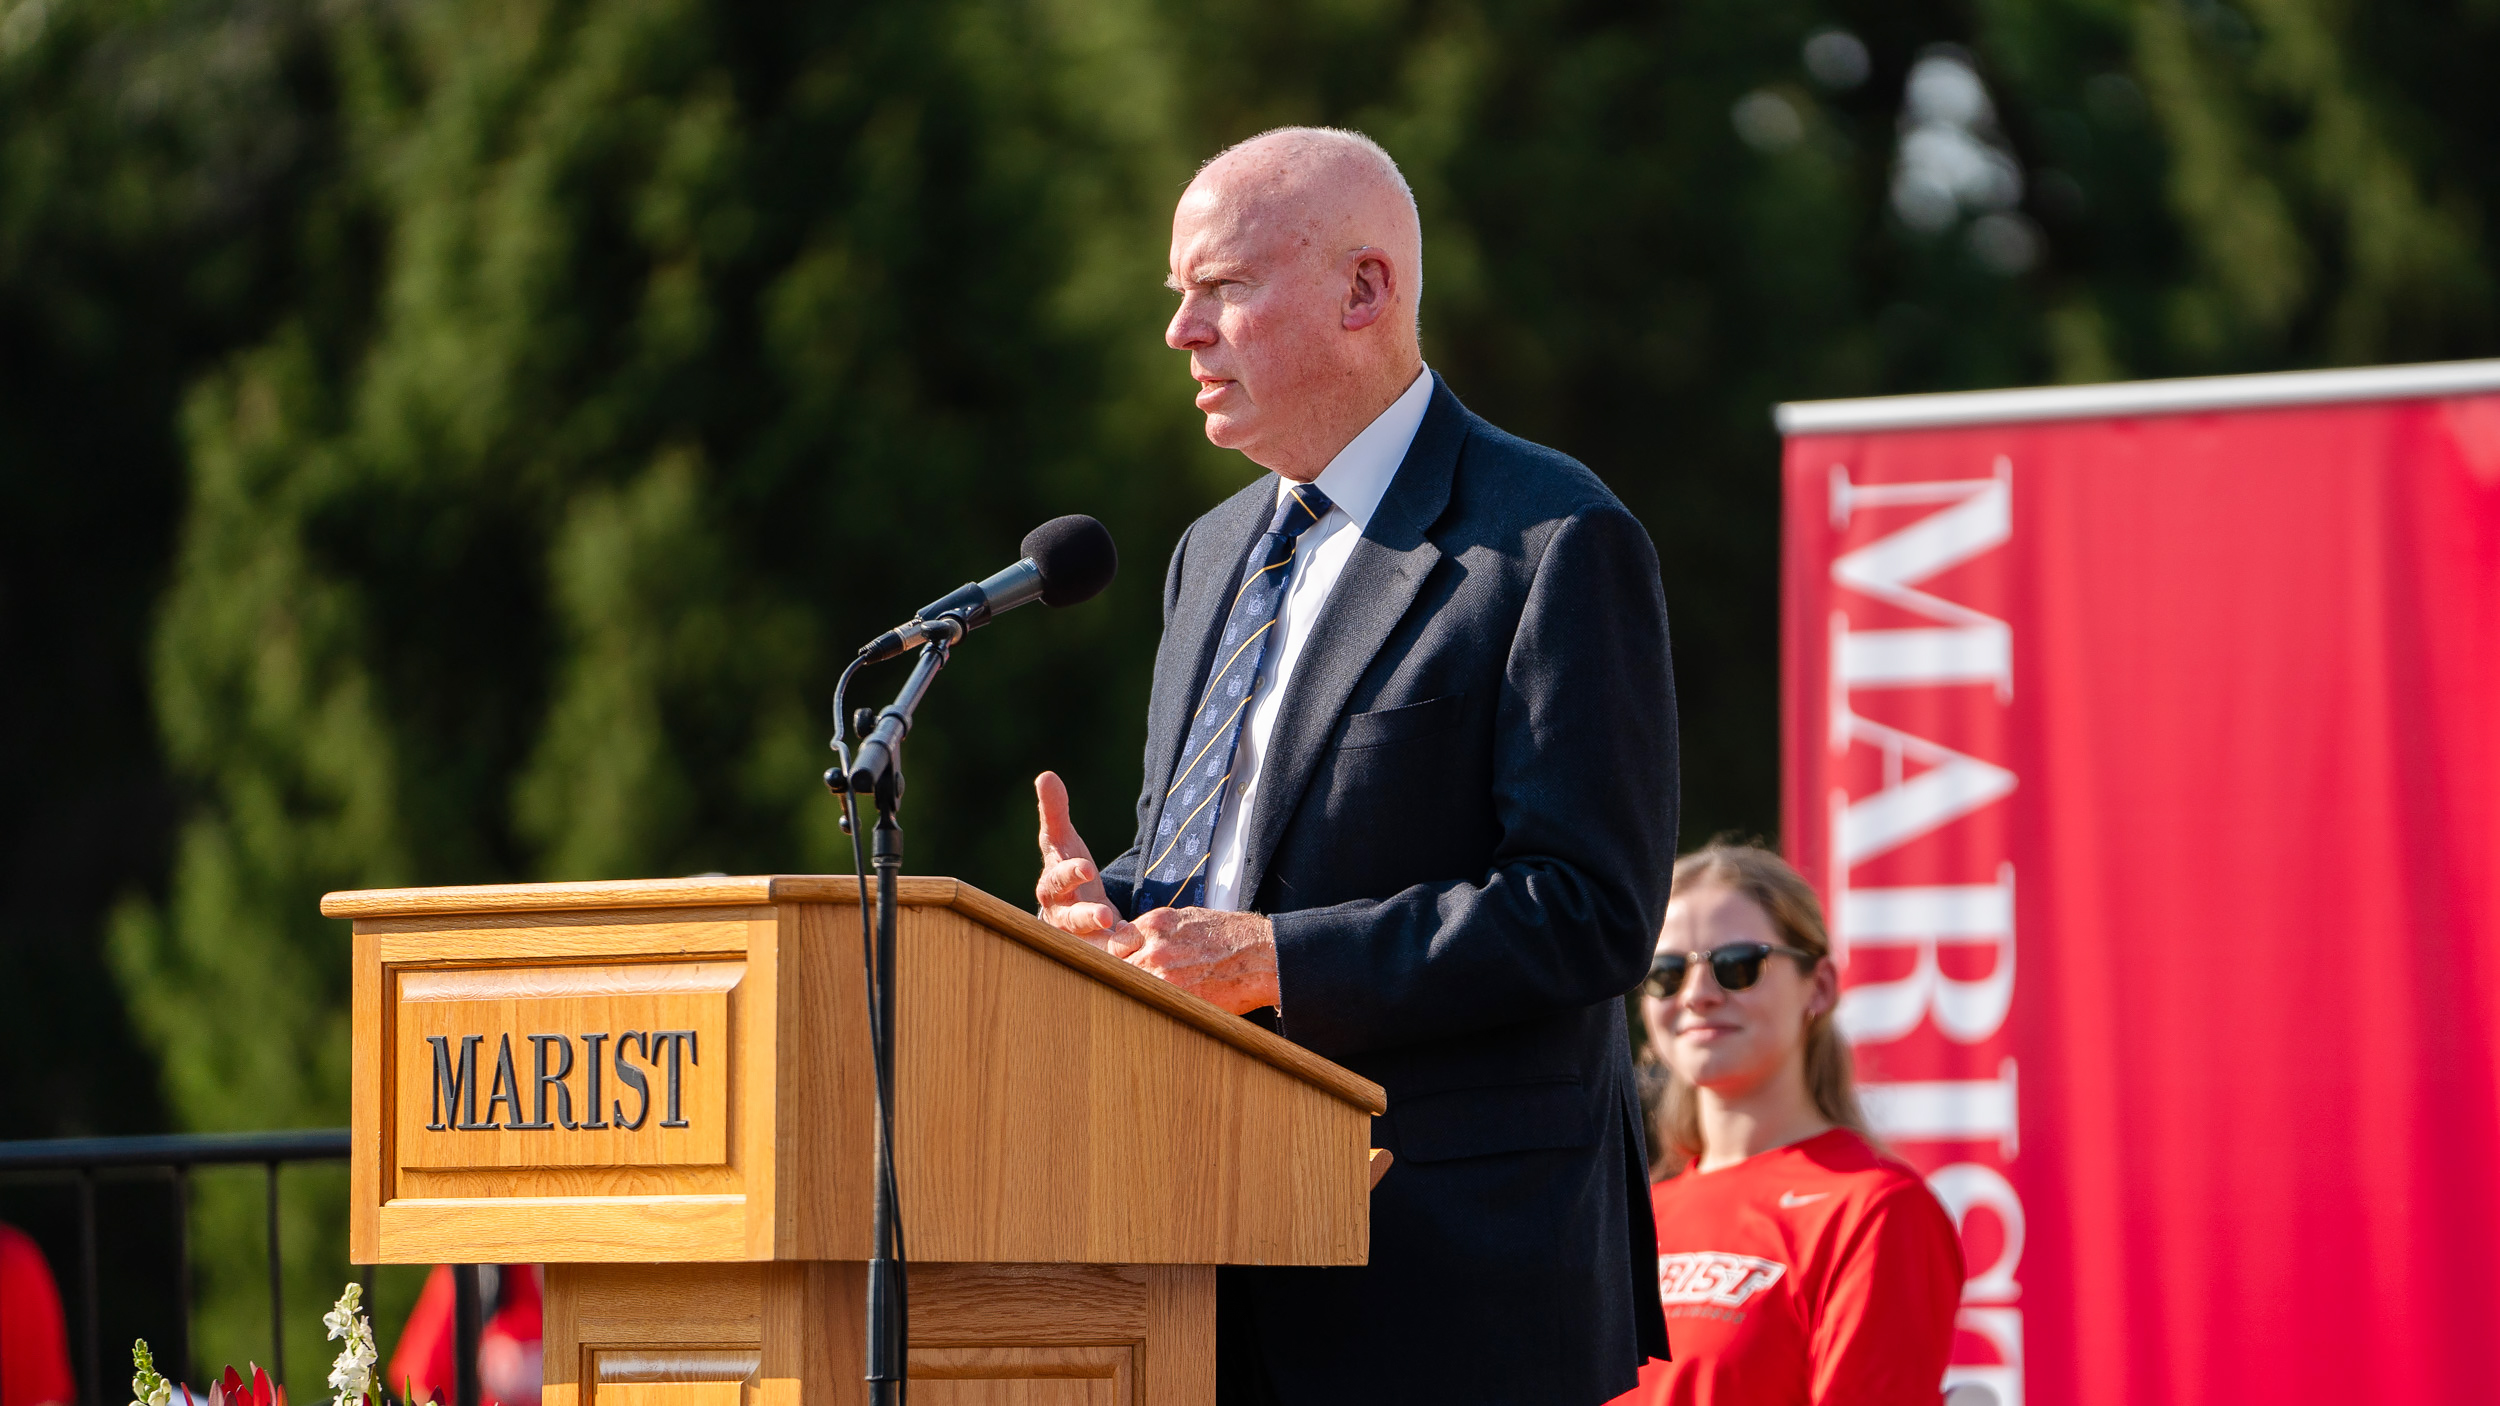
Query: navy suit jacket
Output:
[[1100, 375, 1678, 1403]]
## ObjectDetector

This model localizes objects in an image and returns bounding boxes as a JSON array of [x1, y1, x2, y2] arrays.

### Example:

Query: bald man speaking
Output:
[[1033, 128, 1676, 1403]]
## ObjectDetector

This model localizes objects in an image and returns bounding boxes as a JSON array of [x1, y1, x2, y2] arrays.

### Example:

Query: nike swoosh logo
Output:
[[1778, 1191, 1830, 1208]]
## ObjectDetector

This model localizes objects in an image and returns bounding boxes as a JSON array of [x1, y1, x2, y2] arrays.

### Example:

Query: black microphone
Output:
[[855, 514, 1118, 663]]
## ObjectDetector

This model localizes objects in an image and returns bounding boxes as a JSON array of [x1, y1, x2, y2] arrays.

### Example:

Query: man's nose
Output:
[[1166, 295, 1214, 351]]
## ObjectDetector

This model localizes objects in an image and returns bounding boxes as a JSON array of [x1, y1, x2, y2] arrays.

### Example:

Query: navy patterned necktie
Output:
[[1134, 482, 1336, 913]]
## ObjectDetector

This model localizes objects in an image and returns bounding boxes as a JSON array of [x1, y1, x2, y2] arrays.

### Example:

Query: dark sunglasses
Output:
[[1641, 942, 1818, 998]]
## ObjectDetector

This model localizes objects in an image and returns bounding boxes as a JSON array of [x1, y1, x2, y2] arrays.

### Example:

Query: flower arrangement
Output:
[[130, 1283, 392, 1406], [130, 1345, 279, 1406], [323, 1284, 381, 1406]]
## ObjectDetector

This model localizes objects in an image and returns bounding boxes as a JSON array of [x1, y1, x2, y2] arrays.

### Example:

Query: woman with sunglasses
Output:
[[1609, 843, 1963, 1406]]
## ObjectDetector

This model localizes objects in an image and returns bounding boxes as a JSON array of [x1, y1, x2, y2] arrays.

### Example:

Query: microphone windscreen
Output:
[[1023, 515, 1118, 608]]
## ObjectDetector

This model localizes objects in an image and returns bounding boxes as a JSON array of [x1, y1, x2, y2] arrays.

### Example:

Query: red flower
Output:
[[194, 1363, 285, 1406]]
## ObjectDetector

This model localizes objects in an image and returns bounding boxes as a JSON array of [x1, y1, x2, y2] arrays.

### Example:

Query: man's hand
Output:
[[1034, 772, 1137, 953], [1126, 906, 1281, 1015]]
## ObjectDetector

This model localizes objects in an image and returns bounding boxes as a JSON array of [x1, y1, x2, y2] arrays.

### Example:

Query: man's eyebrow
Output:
[[1167, 264, 1253, 292]]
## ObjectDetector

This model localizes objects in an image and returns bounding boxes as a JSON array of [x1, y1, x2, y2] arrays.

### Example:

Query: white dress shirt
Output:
[[1203, 366, 1435, 912]]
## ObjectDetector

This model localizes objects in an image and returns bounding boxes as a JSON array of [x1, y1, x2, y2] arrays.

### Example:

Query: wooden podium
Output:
[[326, 875, 1385, 1406]]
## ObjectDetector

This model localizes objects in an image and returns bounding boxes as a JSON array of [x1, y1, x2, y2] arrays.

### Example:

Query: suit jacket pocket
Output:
[[1336, 692, 1466, 750], [1393, 1079, 1594, 1163]]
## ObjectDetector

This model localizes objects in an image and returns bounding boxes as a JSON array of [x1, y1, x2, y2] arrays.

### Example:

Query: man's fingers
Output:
[[1038, 856, 1099, 901], [1123, 907, 1188, 971], [1039, 853, 1128, 940], [1048, 906, 1106, 936], [1034, 772, 1087, 863], [1114, 908, 1160, 960], [1108, 907, 1273, 1014], [1041, 894, 1112, 936], [1034, 772, 1064, 857], [1035, 773, 1119, 942], [1075, 914, 1142, 956]]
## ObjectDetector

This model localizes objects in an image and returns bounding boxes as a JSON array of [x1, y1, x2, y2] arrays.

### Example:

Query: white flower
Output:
[[322, 1282, 363, 1341], [130, 1338, 172, 1406], [324, 1283, 378, 1406]]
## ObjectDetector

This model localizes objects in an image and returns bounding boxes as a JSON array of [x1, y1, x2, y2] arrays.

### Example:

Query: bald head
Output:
[[1190, 129, 1424, 333], [1166, 128, 1428, 479]]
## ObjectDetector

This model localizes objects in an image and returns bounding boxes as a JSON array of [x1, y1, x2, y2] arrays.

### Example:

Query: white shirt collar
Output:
[[1276, 366, 1433, 530]]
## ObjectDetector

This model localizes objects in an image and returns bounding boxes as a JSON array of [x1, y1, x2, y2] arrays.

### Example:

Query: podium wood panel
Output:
[[395, 961, 741, 1169], [544, 1262, 1212, 1406], [909, 1347, 1128, 1405], [900, 903, 1366, 1264], [377, 1195, 749, 1262]]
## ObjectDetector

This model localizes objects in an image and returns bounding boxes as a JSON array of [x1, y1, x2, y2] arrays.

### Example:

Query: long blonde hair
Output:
[[1644, 843, 1869, 1177]]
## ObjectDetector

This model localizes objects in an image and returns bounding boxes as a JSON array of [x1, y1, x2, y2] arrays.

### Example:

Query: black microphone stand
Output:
[[826, 628, 957, 1406]]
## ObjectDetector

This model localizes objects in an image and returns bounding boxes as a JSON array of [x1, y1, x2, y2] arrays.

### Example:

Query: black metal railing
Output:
[[0, 1130, 368, 1406]]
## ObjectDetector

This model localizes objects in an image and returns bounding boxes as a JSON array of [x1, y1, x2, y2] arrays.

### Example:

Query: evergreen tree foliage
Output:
[[0, 0, 365, 1380], [0, 0, 344, 1139], [1963, 0, 2497, 375], [0, 0, 2494, 1389]]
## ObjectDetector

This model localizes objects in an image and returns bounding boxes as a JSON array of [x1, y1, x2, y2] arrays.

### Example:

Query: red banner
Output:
[[1782, 382, 2500, 1405]]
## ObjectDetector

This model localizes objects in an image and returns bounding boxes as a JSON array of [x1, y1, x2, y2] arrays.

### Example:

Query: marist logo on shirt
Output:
[[1658, 1251, 1787, 1308]]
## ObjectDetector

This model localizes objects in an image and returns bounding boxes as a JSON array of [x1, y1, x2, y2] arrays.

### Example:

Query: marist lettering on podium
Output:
[[425, 1029, 702, 1133], [394, 961, 737, 1169]]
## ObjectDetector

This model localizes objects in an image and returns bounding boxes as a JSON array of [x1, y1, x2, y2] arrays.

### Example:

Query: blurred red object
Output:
[[389, 1267, 542, 1406], [0, 1224, 74, 1406]]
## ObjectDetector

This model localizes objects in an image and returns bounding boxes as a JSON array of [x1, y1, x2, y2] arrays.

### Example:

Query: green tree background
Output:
[[4, 0, 2496, 1389]]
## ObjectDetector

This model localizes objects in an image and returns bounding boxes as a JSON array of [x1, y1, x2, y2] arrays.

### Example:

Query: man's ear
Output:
[[1342, 249, 1396, 331]]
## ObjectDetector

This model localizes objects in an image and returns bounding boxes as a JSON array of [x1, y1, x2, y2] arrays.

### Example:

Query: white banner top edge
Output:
[[1773, 358, 2500, 435]]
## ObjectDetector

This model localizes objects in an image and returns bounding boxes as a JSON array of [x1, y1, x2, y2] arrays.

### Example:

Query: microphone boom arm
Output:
[[835, 628, 957, 808]]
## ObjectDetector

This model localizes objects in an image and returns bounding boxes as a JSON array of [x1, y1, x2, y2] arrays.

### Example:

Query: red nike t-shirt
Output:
[[1609, 1128, 1963, 1406]]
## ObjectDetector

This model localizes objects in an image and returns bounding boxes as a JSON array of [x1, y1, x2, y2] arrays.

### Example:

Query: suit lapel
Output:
[[1238, 375, 1467, 903], [1141, 478, 1272, 840]]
